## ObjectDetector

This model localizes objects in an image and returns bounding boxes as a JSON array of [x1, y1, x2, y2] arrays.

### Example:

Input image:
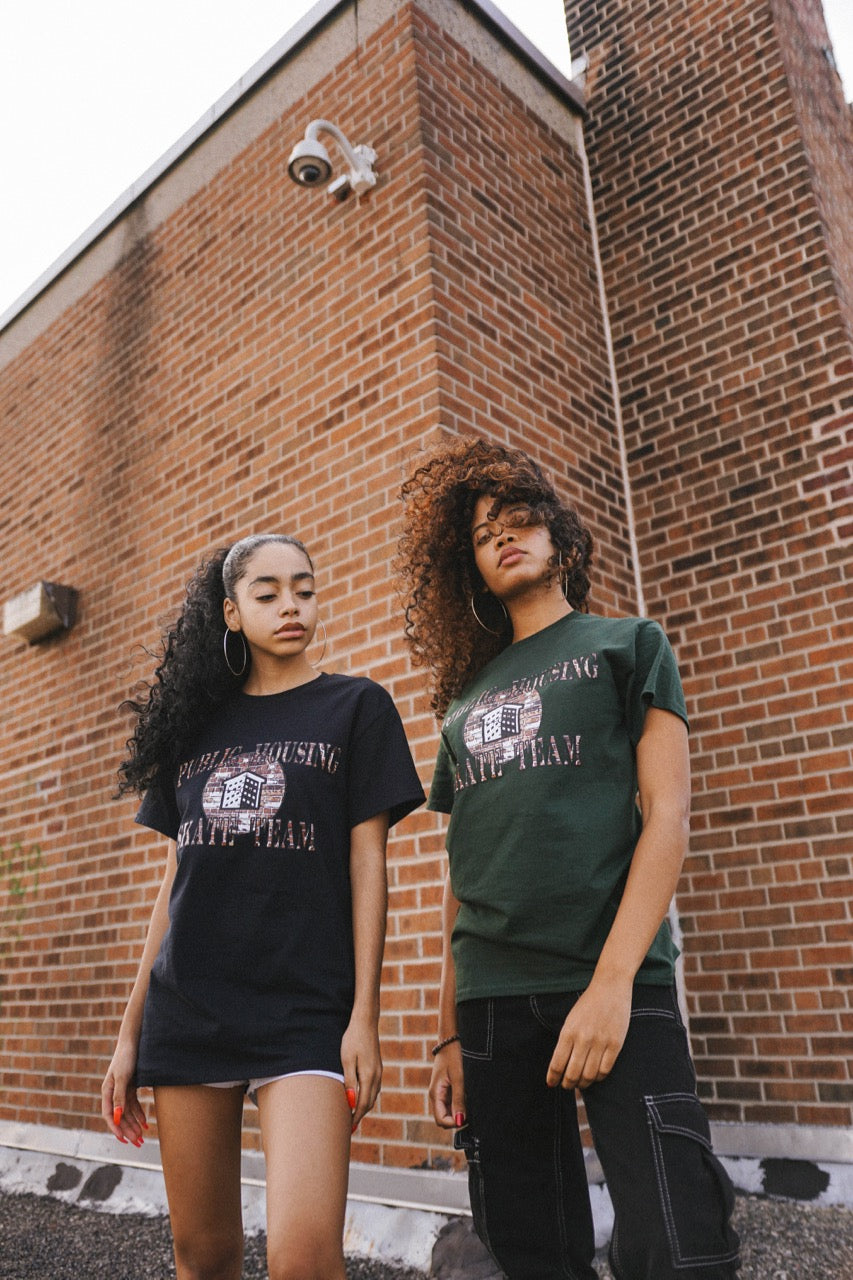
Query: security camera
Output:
[[287, 137, 332, 187], [287, 120, 378, 199]]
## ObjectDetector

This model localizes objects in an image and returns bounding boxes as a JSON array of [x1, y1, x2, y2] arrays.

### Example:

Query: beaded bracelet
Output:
[[431, 1034, 461, 1057]]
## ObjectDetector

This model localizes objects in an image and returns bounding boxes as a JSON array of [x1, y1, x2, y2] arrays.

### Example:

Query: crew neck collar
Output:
[[510, 608, 578, 650], [238, 671, 326, 699]]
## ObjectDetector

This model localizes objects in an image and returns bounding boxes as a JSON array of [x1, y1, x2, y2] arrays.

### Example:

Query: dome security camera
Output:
[[287, 137, 333, 188], [287, 120, 377, 199]]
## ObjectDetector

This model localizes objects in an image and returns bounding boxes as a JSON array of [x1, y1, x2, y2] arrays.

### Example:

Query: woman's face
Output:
[[471, 494, 558, 601], [223, 540, 318, 662]]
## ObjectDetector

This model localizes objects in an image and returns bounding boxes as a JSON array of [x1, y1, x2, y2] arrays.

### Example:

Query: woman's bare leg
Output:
[[257, 1075, 351, 1280], [154, 1085, 245, 1280]]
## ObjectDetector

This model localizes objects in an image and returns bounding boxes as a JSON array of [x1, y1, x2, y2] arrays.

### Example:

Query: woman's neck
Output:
[[242, 654, 318, 696], [506, 587, 572, 644]]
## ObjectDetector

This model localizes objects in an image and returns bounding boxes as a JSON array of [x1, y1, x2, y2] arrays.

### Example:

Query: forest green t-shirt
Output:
[[427, 612, 688, 1001]]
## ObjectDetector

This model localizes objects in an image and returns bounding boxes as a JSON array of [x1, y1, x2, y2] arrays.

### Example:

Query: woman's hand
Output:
[[100, 839, 175, 1147], [101, 1040, 147, 1146], [341, 1015, 382, 1131], [546, 977, 633, 1090], [429, 1039, 466, 1129]]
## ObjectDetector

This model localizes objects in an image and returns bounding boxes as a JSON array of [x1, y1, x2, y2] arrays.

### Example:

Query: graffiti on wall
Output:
[[0, 837, 43, 948]]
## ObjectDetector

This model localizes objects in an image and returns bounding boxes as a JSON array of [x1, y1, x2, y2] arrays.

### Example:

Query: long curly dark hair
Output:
[[396, 437, 593, 718], [117, 534, 312, 796]]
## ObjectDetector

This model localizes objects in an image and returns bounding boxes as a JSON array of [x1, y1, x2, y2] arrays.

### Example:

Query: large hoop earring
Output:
[[223, 628, 249, 677], [560, 550, 578, 601], [470, 591, 508, 637], [311, 618, 327, 667]]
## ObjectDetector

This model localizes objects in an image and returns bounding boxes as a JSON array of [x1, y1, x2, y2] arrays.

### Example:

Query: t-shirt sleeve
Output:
[[426, 729, 456, 814], [135, 776, 180, 841], [625, 619, 689, 745], [347, 683, 425, 828]]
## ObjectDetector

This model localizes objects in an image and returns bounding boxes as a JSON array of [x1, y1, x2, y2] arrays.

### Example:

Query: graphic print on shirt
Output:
[[463, 687, 542, 764], [202, 752, 286, 835], [451, 651, 598, 794], [174, 740, 340, 853]]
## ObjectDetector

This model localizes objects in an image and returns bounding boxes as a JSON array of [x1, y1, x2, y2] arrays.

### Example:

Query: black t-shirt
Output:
[[134, 673, 424, 1085]]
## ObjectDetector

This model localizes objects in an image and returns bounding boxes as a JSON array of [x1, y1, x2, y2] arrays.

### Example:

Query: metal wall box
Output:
[[2, 582, 78, 644]]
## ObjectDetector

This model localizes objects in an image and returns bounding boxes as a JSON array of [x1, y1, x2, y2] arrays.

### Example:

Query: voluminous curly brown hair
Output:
[[396, 436, 593, 718]]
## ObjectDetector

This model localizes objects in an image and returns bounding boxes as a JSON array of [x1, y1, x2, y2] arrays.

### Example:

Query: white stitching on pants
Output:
[[646, 1115, 680, 1264], [644, 1093, 740, 1269], [530, 993, 558, 1029], [645, 1091, 713, 1148], [466, 1136, 496, 1258]]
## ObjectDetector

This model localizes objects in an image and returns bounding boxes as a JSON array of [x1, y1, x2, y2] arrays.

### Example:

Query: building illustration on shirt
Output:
[[221, 771, 265, 810], [464, 688, 542, 763], [481, 703, 523, 743], [201, 753, 286, 834]]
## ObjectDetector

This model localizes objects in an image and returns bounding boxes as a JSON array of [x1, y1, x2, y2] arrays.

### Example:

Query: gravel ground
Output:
[[0, 1192, 422, 1280], [2, 1189, 853, 1278], [594, 1194, 853, 1279]]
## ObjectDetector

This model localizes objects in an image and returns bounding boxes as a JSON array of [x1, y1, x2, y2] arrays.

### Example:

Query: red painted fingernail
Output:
[[351, 1123, 358, 1134], [455, 1112, 465, 1127], [132, 1138, 144, 1148], [113, 1106, 123, 1126], [346, 1088, 357, 1110], [141, 1118, 149, 1130]]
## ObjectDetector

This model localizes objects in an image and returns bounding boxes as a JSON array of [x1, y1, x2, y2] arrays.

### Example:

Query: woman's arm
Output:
[[101, 839, 177, 1143], [429, 870, 466, 1129], [547, 706, 690, 1090], [341, 811, 389, 1130]]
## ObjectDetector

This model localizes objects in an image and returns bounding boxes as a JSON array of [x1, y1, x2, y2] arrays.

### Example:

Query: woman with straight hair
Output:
[[397, 437, 740, 1280], [102, 533, 424, 1280]]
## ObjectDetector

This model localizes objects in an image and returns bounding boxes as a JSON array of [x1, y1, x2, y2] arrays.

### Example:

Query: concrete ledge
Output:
[[711, 1121, 853, 1164]]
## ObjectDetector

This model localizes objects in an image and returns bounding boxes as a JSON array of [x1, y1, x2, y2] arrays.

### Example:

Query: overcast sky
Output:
[[1, 0, 850, 322]]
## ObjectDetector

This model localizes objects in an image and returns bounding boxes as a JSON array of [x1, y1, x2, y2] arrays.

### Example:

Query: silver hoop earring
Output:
[[311, 618, 327, 667], [223, 628, 248, 677], [470, 591, 508, 637], [560, 570, 570, 600]]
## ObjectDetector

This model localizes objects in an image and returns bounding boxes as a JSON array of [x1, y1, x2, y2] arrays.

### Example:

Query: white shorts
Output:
[[205, 1068, 345, 1106]]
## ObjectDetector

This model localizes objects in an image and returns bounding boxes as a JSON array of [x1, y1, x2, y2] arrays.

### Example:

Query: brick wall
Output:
[[772, 0, 853, 338], [565, 0, 853, 1128], [0, 0, 621, 1170]]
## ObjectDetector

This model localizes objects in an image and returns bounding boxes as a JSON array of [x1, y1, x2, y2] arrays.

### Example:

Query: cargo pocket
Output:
[[644, 1092, 740, 1270]]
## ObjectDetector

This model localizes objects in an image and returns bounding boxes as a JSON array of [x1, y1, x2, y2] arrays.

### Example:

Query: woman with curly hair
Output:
[[397, 438, 739, 1280], [101, 534, 423, 1280]]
